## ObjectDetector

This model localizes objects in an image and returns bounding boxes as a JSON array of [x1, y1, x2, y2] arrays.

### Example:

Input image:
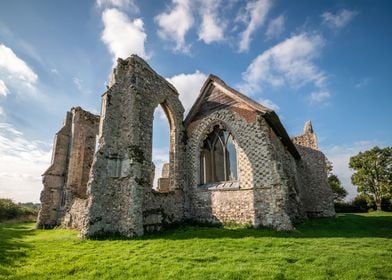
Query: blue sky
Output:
[[0, 0, 391, 202]]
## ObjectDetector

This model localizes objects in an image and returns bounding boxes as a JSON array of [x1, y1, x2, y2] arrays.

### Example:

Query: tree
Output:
[[349, 146, 392, 210], [328, 174, 348, 201]]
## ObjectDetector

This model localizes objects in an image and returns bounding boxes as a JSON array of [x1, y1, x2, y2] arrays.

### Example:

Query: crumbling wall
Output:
[[156, 163, 170, 192], [37, 112, 72, 228], [292, 121, 335, 217], [63, 107, 99, 228], [292, 121, 318, 150], [65, 107, 99, 199], [37, 107, 99, 229], [295, 145, 335, 217], [82, 55, 186, 238], [142, 190, 184, 232]]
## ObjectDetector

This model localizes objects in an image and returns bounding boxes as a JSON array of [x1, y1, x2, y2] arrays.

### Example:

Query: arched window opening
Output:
[[152, 105, 170, 191], [200, 125, 238, 184]]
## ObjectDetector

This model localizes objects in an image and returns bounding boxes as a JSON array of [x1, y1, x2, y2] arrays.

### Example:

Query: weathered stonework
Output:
[[37, 107, 99, 228], [38, 55, 335, 237], [81, 56, 186, 237], [292, 122, 335, 217], [292, 121, 318, 150], [37, 112, 72, 228]]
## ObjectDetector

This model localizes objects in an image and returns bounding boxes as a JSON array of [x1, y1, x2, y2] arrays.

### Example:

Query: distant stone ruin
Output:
[[37, 55, 335, 237]]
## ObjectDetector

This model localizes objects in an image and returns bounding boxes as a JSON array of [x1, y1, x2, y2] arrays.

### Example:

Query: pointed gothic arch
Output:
[[199, 125, 238, 184]]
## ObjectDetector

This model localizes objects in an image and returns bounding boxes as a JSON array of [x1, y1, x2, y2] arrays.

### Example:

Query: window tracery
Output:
[[199, 125, 238, 184]]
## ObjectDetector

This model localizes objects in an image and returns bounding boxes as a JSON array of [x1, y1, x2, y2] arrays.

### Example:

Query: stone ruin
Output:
[[37, 55, 335, 237]]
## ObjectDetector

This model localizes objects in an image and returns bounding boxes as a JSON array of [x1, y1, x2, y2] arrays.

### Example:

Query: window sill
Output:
[[196, 181, 240, 191]]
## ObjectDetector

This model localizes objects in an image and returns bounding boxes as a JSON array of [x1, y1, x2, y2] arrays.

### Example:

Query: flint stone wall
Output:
[[191, 187, 254, 224], [186, 92, 300, 230], [295, 145, 336, 217], [267, 128, 305, 225], [63, 107, 100, 228], [37, 108, 99, 229], [82, 55, 186, 238], [37, 112, 72, 228]]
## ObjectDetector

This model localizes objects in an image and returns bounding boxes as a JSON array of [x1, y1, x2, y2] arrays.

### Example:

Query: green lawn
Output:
[[1, 212, 392, 280]]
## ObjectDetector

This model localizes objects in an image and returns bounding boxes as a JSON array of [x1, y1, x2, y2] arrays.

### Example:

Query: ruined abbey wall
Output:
[[38, 55, 335, 237], [37, 108, 99, 228], [37, 112, 72, 228], [63, 108, 100, 228], [295, 145, 335, 217], [292, 122, 335, 217], [81, 56, 186, 238]]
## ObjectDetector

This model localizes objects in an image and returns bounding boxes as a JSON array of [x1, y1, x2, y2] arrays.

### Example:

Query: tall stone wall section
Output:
[[37, 107, 99, 228], [37, 112, 72, 228], [81, 55, 186, 238], [267, 128, 305, 224], [292, 122, 335, 217], [295, 145, 335, 217], [63, 107, 100, 228]]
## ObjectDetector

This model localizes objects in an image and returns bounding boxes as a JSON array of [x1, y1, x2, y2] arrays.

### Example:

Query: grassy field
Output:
[[1, 212, 391, 280]]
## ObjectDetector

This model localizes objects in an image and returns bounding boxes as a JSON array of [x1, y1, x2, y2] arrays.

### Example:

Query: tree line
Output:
[[328, 146, 392, 212], [0, 198, 39, 222]]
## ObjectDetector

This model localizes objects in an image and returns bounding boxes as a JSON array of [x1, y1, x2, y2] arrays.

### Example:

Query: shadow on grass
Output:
[[0, 222, 34, 275], [140, 213, 392, 241]]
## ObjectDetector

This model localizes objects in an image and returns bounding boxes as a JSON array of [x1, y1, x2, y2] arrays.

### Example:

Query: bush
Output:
[[0, 198, 39, 222], [381, 196, 392, 212], [334, 201, 368, 213], [352, 195, 372, 212], [334, 194, 377, 213]]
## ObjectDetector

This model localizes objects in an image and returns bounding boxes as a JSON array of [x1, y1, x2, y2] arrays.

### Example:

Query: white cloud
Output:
[[237, 0, 272, 52], [240, 33, 326, 94], [0, 44, 38, 88], [265, 14, 285, 39], [257, 98, 279, 111], [96, 0, 139, 13], [50, 68, 59, 75], [308, 90, 330, 104], [0, 79, 9, 97], [155, 0, 194, 53], [72, 77, 83, 91], [323, 140, 382, 200], [198, 0, 226, 44], [0, 123, 51, 203], [166, 70, 207, 113], [101, 8, 148, 61], [322, 9, 358, 30], [0, 106, 4, 116]]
